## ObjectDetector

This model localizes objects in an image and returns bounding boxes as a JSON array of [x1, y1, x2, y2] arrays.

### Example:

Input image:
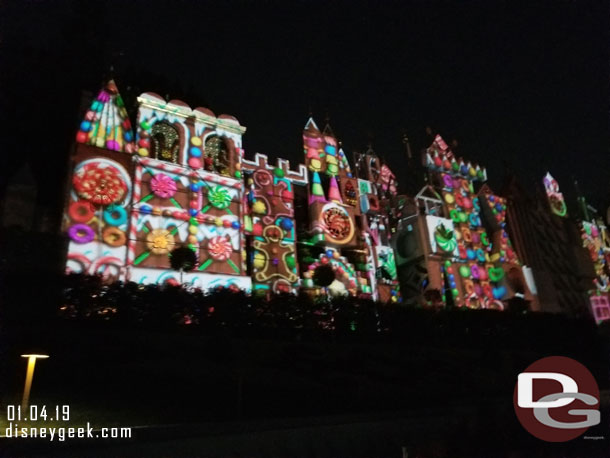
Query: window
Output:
[[204, 136, 230, 176], [151, 122, 180, 163]]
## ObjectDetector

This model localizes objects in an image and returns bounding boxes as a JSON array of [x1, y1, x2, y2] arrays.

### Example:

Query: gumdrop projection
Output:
[[416, 134, 533, 309], [76, 80, 136, 153]]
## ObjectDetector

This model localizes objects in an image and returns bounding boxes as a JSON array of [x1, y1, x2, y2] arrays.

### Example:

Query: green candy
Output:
[[459, 265, 471, 278], [208, 186, 231, 209], [273, 167, 284, 178], [488, 267, 505, 282], [286, 255, 296, 269]]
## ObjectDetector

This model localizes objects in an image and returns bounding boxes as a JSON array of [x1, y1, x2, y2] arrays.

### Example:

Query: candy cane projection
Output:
[[416, 134, 533, 309]]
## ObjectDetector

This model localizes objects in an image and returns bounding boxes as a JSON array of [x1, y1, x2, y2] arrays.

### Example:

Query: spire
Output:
[[309, 171, 327, 204], [76, 79, 135, 153], [322, 113, 335, 138], [304, 117, 320, 133], [328, 175, 343, 204]]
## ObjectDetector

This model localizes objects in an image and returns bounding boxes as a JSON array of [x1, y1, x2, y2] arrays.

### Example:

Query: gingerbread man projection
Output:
[[251, 169, 294, 226], [253, 225, 298, 284]]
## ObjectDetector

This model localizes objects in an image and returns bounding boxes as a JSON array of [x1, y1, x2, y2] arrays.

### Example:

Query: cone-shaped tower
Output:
[[75, 79, 135, 153], [328, 175, 343, 204], [309, 171, 327, 204]]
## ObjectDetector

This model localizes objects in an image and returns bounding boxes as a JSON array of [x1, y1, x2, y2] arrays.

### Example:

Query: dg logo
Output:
[[513, 356, 601, 442]]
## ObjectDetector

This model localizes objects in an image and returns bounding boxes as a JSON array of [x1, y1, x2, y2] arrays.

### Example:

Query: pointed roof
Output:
[[328, 175, 343, 204], [323, 122, 335, 138], [309, 171, 327, 204], [304, 117, 320, 133], [76, 79, 135, 153]]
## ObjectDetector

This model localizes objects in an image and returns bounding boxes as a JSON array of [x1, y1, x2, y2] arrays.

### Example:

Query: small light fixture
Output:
[[21, 354, 49, 410]]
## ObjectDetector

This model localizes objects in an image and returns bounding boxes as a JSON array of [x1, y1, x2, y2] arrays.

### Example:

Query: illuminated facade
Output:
[[63, 81, 401, 299], [393, 135, 536, 309], [63, 80, 602, 317]]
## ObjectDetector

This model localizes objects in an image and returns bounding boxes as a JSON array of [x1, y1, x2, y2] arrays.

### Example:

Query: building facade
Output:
[[61, 80, 606, 321]]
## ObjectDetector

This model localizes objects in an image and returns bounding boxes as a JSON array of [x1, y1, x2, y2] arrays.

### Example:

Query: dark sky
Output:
[[1, 0, 608, 217]]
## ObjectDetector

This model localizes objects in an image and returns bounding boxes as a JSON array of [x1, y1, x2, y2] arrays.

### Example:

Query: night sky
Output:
[[1, 1, 608, 219]]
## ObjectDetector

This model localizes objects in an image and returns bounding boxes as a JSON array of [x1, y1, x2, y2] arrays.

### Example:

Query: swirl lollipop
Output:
[[150, 173, 177, 199], [208, 236, 233, 261], [208, 186, 232, 209]]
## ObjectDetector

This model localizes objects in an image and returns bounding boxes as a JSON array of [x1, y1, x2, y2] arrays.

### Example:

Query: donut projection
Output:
[[64, 156, 132, 280]]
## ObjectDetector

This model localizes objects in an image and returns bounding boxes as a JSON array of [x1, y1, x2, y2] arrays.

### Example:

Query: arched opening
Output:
[[204, 136, 230, 176], [151, 122, 180, 163]]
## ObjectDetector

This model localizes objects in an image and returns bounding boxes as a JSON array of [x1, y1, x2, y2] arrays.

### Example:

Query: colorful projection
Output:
[[419, 134, 526, 309], [543, 172, 567, 217], [66, 80, 538, 310], [581, 220, 610, 294], [241, 153, 307, 295], [76, 80, 135, 153], [64, 156, 132, 280]]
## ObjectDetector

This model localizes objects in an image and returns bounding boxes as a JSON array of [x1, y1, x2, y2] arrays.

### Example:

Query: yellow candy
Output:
[[188, 235, 198, 244], [138, 148, 149, 157], [152, 207, 162, 216], [252, 200, 267, 214], [253, 253, 266, 269], [215, 217, 223, 226], [189, 225, 198, 235], [310, 159, 322, 171], [190, 137, 202, 146]]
